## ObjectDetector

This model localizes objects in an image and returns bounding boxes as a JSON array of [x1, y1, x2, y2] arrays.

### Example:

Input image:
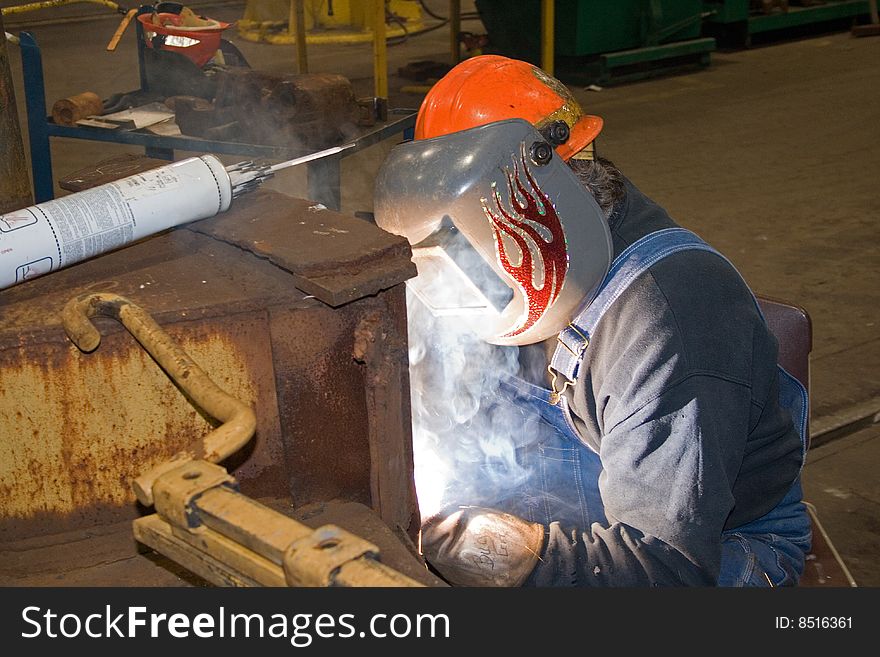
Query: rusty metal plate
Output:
[[190, 191, 417, 306]]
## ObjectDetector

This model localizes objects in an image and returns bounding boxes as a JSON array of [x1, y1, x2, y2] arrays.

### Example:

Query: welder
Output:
[[373, 55, 811, 586]]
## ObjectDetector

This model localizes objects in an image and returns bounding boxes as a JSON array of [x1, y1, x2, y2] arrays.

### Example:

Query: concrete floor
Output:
[[3, 2, 878, 585]]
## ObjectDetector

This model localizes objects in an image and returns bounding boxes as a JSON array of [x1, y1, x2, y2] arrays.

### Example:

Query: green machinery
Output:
[[703, 1, 873, 47], [474, 0, 872, 84], [474, 0, 716, 85]]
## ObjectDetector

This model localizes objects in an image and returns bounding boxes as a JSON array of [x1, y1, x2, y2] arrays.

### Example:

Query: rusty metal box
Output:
[[0, 188, 419, 583]]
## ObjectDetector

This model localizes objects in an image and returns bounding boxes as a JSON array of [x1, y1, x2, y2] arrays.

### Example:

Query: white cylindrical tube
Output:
[[0, 155, 232, 291]]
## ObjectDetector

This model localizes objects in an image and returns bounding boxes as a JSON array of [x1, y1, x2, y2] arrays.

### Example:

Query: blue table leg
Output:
[[19, 32, 54, 203]]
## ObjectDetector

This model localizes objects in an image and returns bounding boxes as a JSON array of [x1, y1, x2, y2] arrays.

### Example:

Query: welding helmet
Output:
[[415, 55, 603, 162], [374, 118, 613, 346]]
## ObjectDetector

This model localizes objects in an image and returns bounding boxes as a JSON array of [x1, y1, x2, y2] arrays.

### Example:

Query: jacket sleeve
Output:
[[527, 373, 751, 586]]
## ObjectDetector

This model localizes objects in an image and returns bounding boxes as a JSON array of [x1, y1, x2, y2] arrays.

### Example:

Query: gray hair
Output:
[[567, 157, 626, 220]]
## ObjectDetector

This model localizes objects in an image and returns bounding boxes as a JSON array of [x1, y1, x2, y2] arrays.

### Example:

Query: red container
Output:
[[137, 12, 232, 68]]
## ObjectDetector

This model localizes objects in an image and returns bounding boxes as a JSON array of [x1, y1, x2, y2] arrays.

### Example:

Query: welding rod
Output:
[[224, 142, 357, 198], [269, 142, 356, 172]]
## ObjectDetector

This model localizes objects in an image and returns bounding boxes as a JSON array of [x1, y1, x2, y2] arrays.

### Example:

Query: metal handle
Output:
[[62, 292, 257, 506]]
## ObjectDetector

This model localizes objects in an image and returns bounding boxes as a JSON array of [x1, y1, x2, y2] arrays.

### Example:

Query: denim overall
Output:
[[498, 228, 811, 586]]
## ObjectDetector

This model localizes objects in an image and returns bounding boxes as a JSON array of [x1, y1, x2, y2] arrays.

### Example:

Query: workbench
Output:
[[17, 27, 416, 210]]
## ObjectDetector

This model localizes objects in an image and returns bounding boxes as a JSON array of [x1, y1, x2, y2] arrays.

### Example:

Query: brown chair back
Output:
[[756, 295, 856, 585], [756, 295, 812, 445]]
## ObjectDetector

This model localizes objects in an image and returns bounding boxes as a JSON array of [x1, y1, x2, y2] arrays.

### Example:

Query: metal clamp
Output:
[[284, 525, 380, 587], [556, 322, 590, 358], [547, 365, 576, 405], [151, 460, 237, 532], [548, 323, 590, 404]]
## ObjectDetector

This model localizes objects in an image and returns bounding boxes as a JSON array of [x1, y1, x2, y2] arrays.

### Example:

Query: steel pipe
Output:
[[61, 292, 257, 506]]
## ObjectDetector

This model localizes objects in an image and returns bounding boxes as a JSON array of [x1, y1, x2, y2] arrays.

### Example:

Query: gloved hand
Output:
[[420, 506, 545, 587]]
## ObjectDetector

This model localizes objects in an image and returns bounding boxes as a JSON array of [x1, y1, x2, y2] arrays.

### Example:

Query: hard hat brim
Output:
[[558, 114, 604, 161]]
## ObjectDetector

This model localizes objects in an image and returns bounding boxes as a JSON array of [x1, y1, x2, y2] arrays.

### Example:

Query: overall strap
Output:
[[551, 227, 728, 383], [547, 226, 809, 467]]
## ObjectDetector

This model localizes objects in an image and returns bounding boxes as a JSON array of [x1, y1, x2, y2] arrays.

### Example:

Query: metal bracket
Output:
[[133, 468, 423, 587], [152, 460, 237, 532], [284, 525, 380, 587]]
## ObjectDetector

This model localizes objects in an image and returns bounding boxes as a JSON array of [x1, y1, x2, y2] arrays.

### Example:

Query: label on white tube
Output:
[[0, 156, 231, 291]]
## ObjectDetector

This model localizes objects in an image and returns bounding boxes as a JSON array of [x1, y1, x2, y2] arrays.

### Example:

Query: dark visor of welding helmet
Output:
[[373, 118, 612, 346]]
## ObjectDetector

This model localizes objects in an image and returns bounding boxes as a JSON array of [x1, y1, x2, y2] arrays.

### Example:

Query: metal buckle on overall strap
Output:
[[548, 323, 589, 405], [547, 365, 575, 406]]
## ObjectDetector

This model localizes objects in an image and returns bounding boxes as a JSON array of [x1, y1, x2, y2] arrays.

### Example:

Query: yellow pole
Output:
[[373, 0, 388, 99], [541, 0, 554, 75], [290, 0, 308, 73], [450, 0, 461, 64], [1, 0, 122, 16]]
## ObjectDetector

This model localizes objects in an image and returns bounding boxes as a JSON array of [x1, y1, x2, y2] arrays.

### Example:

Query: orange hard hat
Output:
[[414, 55, 603, 161]]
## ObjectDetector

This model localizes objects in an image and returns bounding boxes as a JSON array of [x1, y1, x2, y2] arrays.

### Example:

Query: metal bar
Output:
[[134, 513, 284, 587], [139, 487, 425, 587], [106, 7, 136, 51], [18, 31, 53, 202], [41, 109, 416, 160], [290, 0, 308, 73], [357, 110, 416, 146], [449, 0, 460, 64], [749, 0, 870, 34], [600, 37, 715, 67], [194, 486, 312, 565], [61, 293, 258, 506], [191, 486, 423, 587], [43, 122, 308, 157], [373, 0, 387, 99], [135, 6, 149, 92], [649, 2, 705, 44], [270, 142, 355, 173], [541, 0, 554, 75]]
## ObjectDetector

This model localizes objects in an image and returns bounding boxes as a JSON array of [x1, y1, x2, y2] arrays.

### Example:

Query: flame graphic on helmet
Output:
[[481, 150, 568, 337]]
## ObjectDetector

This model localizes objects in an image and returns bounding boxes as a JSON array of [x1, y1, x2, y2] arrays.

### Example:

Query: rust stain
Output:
[[0, 325, 261, 527]]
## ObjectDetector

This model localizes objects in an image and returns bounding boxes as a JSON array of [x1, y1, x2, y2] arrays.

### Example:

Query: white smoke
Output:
[[406, 282, 538, 520]]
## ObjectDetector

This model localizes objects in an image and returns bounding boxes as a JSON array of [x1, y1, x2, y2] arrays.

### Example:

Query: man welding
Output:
[[373, 55, 811, 587]]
